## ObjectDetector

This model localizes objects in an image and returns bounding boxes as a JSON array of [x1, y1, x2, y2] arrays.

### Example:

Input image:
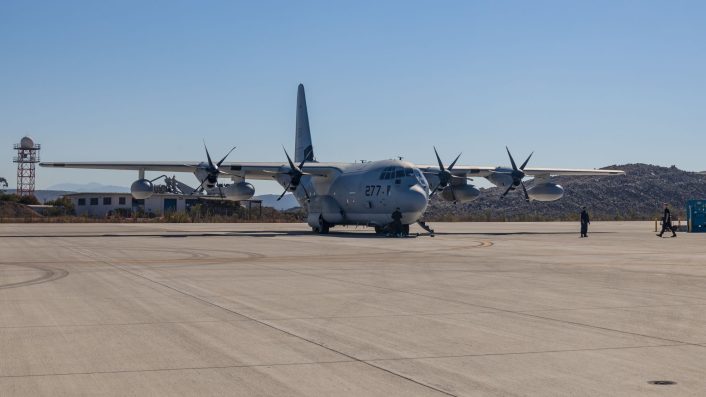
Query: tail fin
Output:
[[295, 84, 315, 163]]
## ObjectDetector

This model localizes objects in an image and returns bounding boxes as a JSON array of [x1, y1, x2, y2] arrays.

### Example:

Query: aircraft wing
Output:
[[39, 161, 342, 180], [520, 167, 625, 177], [418, 165, 625, 178], [40, 162, 201, 173]]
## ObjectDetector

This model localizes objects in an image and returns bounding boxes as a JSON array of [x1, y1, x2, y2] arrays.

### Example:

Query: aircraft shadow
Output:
[[432, 231, 616, 236], [1, 230, 614, 239], [1, 231, 390, 239]]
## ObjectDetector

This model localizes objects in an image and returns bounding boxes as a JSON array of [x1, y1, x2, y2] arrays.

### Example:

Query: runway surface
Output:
[[1, 221, 705, 396]]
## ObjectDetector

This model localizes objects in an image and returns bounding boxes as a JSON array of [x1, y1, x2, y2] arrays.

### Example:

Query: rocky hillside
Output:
[[424, 164, 706, 221]]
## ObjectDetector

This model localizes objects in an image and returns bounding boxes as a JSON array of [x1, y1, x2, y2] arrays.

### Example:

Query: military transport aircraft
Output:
[[41, 84, 624, 234]]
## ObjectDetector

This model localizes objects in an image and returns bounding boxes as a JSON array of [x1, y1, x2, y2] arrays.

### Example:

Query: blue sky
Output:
[[2, 0, 705, 193]]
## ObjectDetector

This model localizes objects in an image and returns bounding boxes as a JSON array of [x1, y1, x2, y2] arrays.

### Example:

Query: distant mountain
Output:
[[4, 189, 75, 203], [424, 163, 706, 221], [254, 194, 300, 210], [46, 182, 130, 193]]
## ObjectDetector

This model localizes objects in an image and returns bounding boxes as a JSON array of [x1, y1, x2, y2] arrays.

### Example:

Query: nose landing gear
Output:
[[417, 221, 435, 237]]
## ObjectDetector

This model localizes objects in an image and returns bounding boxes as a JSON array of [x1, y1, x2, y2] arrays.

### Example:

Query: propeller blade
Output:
[[204, 141, 214, 168], [450, 185, 457, 203], [300, 184, 311, 201], [520, 152, 534, 170], [520, 181, 530, 202], [217, 146, 237, 167], [277, 183, 292, 201], [190, 176, 208, 195], [283, 147, 297, 171], [501, 184, 514, 198], [448, 152, 462, 170], [300, 172, 328, 177], [218, 185, 225, 199], [506, 146, 518, 171], [429, 186, 439, 198], [433, 147, 445, 172], [298, 147, 313, 169]]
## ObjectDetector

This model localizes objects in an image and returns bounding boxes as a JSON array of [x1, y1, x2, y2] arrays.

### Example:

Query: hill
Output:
[[424, 164, 706, 222], [0, 201, 41, 219], [46, 182, 129, 193], [254, 194, 300, 210], [5, 190, 76, 203]]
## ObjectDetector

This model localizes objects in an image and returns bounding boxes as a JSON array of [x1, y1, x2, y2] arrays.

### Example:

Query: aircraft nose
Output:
[[400, 185, 428, 220]]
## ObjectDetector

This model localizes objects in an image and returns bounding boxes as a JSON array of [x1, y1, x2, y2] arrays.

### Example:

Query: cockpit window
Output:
[[413, 169, 428, 189], [380, 166, 417, 180], [379, 166, 395, 180]]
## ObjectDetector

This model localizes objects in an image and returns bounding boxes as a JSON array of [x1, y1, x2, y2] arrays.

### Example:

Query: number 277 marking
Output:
[[365, 185, 383, 196]]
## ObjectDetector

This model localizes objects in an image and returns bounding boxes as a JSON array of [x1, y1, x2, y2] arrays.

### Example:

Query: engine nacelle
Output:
[[221, 182, 255, 201], [486, 172, 513, 188], [130, 179, 154, 199], [440, 184, 481, 203], [527, 182, 564, 202]]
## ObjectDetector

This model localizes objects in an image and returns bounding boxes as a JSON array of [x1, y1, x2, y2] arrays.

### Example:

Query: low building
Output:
[[63, 192, 200, 217]]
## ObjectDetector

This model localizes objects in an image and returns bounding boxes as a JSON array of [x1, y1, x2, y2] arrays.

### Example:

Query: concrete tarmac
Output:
[[1, 221, 705, 396]]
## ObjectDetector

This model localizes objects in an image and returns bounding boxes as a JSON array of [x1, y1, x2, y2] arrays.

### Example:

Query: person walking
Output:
[[657, 203, 677, 238], [580, 207, 590, 238]]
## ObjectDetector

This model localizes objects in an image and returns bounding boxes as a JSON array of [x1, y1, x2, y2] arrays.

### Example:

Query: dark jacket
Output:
[[580, 210, 590, 225], [662, 208, 672, 225], [391, 210, 402, 222]]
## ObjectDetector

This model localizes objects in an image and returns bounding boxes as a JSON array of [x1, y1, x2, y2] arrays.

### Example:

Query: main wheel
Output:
[[318, 216, 330, 234]]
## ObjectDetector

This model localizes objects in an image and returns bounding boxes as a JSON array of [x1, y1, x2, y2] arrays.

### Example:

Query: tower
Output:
[[13, 136, 41, 196]]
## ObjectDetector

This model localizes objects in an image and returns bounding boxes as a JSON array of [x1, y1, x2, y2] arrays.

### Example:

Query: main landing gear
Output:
[[312, 215, 330, 234], [375, 224, 411, 237]]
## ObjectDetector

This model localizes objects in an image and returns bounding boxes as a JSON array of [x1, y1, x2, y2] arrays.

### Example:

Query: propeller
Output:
[[428, 147, 464, 199], [500, 146, 533, 201], [191, 142, 236, 196], [276, 147, 313, 201]]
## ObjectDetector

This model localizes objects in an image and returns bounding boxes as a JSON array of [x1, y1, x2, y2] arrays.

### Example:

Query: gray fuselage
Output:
[[276, 159, 429, 228]]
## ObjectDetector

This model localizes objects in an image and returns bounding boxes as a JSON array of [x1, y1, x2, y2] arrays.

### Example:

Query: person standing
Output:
[[657, 203, 677, 238], [390, 208, 403, 236], [580, 207, 590, 238]]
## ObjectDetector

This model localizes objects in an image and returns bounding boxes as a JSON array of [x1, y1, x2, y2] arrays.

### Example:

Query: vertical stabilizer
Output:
[[295, 84, 315, 163]]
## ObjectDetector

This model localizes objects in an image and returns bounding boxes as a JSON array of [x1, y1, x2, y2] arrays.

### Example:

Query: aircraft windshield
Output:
[[379, 166, 424, 186], [413, 168, 428, 190]]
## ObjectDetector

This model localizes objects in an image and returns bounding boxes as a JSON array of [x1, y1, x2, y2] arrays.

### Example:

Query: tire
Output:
[[318, 216, 330, 234]]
